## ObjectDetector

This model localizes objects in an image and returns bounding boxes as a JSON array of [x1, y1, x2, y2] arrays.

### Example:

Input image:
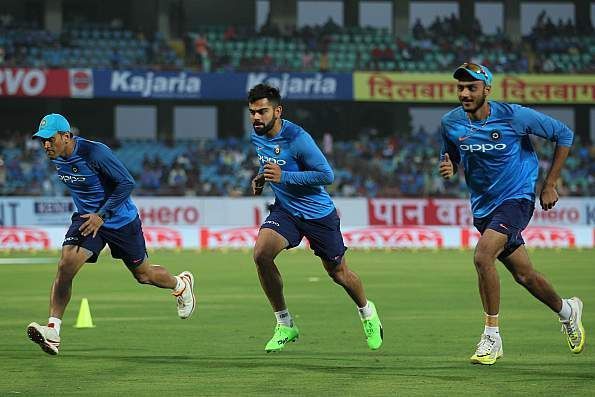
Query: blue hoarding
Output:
[[92, 70, 352, 100]]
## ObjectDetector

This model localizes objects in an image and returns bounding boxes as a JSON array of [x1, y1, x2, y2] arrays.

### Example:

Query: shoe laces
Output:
[[475, 334, 497, 356], [560, 312, 580, 342], [363, 319, 375, 337]]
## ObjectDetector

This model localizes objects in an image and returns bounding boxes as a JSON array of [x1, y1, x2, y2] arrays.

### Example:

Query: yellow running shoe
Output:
[[560, 297, 585, 354], [470, 334, 503, 365]]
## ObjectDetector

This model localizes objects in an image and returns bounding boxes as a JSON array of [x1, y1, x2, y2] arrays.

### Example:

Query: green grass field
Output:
[[1, 249, 593, 396]]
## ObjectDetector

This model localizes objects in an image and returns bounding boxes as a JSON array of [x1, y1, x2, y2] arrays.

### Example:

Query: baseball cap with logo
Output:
[[33, 113, 71, 139], [453, 63, 493, 86]]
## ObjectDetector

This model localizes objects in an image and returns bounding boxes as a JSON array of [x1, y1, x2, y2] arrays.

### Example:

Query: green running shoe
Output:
[[362, 301, 383, 350], [265, 323, 300, 353]]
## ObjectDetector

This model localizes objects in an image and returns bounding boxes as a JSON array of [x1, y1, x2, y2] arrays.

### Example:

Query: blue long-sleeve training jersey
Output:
[[441, 101, 574, 218], [51, 136, 138, 228], [251, 119, 335, 219]]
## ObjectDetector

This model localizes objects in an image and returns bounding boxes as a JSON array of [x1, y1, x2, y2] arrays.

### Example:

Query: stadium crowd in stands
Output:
[[2, 130, 593, 198], [0, 12, 592, 73]]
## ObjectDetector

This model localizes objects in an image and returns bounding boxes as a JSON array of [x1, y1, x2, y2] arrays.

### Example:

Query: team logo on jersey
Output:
[[274, 146, 281, 155], [55, 165, 60, 170], [490, 130, 501, 141], [72, 166, 79, 173]]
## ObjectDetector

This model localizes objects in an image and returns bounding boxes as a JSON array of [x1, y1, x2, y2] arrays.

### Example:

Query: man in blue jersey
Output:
[[26, 113, 196, 356], [439, 63, 585, 365], [248, 83, 383, 352]]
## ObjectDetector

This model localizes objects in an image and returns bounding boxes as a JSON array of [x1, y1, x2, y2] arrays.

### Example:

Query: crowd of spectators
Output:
[[0, 12, 592, 73], [2, 130, 593, 198]]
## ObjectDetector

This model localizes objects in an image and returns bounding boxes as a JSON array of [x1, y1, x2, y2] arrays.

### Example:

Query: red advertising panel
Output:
[[342, 227, 444, 248], [200, 227, 259, 248], [0, 68, 71, 97], [143, 227, 183, 249], [368, 198, 473, 226], [461, 227, 577, 249], [0, 227, 50, 249]]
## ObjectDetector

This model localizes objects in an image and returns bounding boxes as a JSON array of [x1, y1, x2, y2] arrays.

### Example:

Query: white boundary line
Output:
[[0, 258, 55, 264]]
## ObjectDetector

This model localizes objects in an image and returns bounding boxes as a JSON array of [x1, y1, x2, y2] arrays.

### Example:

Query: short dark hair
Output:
[[248, 83, 281, 106]]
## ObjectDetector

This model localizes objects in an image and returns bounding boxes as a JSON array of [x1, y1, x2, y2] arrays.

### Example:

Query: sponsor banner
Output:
[[243, 72, 352, 100], [93, 69, 206, 99], [0, 226, 198, 250], [1, 226, 593, 250], [68, 68, 94, 98], [0, 68, 71, 97], [367, 198, 595, 226], [354, 72, 595, 104], [368, 198, 473, 226], [200, 226, 594, 249], [2, 197, 593, 227], [143, 226, 198, 249], [0, 227, 53, 249], [460, 226, 593, 249], [92, 70, 352, 100]]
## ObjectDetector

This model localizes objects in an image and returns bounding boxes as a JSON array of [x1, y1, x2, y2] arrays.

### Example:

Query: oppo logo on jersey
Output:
[[258, 154, 287, 166], [59, 174, 86, 183], [459, 143, 507, 153]]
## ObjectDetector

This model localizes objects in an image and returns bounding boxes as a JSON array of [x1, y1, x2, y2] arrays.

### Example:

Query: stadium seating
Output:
[[0, 14, 592, 73]]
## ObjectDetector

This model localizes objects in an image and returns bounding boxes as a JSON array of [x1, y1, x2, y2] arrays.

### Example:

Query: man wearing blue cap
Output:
[[27, 113, 196, 356], [439, 63, 584, 365]]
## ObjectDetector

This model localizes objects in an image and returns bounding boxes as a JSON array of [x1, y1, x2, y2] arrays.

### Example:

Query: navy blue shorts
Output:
[[261, 204, 347, 266], [63, 213, 147, 269], [473, 198, 535, 260]]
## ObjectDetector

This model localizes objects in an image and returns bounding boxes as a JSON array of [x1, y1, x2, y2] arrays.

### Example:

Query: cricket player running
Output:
[[248, 84, 383, 352], [27, 113, 196, 355], [439, 63, 585, 365]]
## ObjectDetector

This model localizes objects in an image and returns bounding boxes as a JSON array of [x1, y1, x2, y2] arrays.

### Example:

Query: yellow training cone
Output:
[[74, 298, 96, 328]]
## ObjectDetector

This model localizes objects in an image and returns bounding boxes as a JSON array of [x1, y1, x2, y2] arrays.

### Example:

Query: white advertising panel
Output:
[[2, 197, 594, 228]]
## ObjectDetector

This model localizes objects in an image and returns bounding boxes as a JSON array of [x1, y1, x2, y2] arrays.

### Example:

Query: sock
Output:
[[558, 299, 572, 322], [173, 276, 185, 293], [274, 309, 292, 327], [484, 326, 500, 338], [48, 317, 62, 335], [358, 301, 373, 319]]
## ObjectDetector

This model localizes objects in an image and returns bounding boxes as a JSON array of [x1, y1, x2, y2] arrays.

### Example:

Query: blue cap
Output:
[[453, 63, 493, 86], [33, 113, 71, 139]]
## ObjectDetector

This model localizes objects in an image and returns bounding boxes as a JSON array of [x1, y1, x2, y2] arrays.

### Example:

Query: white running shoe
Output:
[[173, 271, 196, 319], [470, 333, 503, 365], [27, 322, 60, 355], [560, 297, 585, 354]]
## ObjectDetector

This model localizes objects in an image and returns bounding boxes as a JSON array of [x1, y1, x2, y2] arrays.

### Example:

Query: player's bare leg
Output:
[[132, 260, 196, 319], [474, 229, 507, 317], [322, 256, 366, 307], [253, 228, 289, 312], [50, 245, 93, 318], [253, 228, 299, 352], [131, 260, 177, 289], [27, 245, 91, 355], [501, 245, 585, 353], [500, 245, 562, 311], [323, 257, 383, 349]]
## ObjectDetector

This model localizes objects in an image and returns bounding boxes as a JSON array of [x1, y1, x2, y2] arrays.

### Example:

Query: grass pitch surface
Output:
[[1, 249, 593, 396]]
